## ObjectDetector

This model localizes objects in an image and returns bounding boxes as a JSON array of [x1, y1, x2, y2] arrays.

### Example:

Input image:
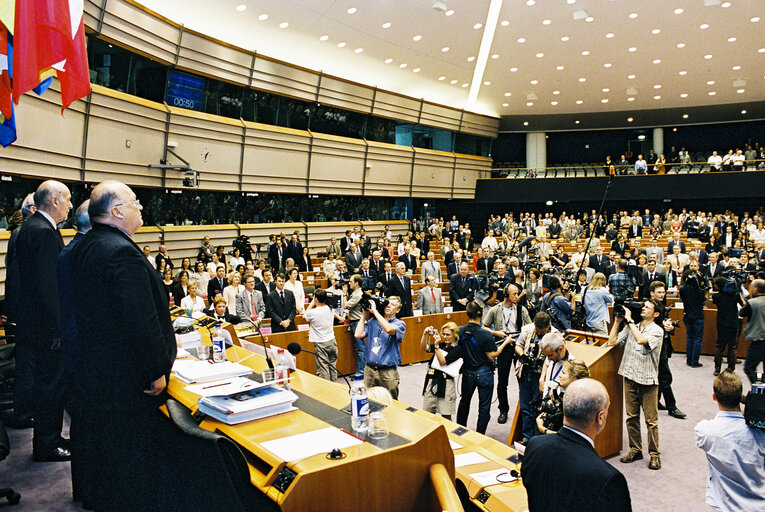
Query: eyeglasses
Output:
[[114, 199, 141, 208]]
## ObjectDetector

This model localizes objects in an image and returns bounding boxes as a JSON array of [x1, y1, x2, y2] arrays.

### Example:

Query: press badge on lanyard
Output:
[[371, 336, 382, 355]]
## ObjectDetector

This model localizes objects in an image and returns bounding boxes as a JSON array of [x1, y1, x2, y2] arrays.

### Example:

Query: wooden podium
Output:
[[507, 330, 625, 458]]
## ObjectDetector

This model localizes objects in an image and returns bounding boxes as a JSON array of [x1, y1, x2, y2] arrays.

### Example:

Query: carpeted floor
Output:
[[2, 352, 746, 511]]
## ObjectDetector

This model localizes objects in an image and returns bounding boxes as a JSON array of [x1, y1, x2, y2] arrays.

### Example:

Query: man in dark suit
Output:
[[705, 252, 725, 280], [611, 235, 629, 257], [379, 261, 395, 291], [522, 379, 632, 512], [447, 252, 464, 280], [640, 260, 666, 299], [268, 238, 286, 271], [345, 242, 363, 274], [627, 220, 642, 239], [358, 228, 372, 257], [155, 244, 174, 271], [589, 247, 611, 276], [69, 181, 182, 510], [14, 180, 72, 462], [385, 262, 413, 318], [207, 265, 228, 299], [449, 262, 477, 312], [339, 230, 354, 254], [266, 273, 297, 332], [255, 269, 277, 298], [286, 233, 303, 262], [369, 250, 386, 276], [415, 232, 430, 260], [358, 259, 378, 291], [475, 249, 494, 275], [667, 236, 686, 254], [399, 245, 417, 272]]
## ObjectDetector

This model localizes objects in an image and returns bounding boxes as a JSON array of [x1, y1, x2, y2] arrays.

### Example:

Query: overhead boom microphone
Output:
[[286, 342, 351, 390]]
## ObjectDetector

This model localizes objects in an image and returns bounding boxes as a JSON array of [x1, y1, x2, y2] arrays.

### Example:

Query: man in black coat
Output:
[[286, 233, 303, 262], [207, 265, 229, 299], [385, 262, 413, 318], [14, 180, 72, 461], [69, 181, 181, 511], [268, 239, 286, 271], [266, 273, 297, 332], [589, 247, 611, 276], [522, 379, 632, 512], [449, 262, 477, 312], [399, 246, 417, 272], [640, 260, 666, 300], [255, 269, 277, 298]]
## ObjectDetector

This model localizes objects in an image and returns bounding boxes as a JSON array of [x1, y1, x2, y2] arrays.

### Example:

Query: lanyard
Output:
[[551, 362, 563, 383]]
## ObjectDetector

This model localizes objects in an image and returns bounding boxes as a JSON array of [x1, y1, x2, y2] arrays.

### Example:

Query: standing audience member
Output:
[[650, 282, 686, 419], [222, 272, 245, 315], [449, 261, 477, 312], [14, 180, 72, 461], [386, 261, 413, 318], [345, 275, 365, 374], [609, 299, 665, 470], [739, 279, 765, 383], [354, 296, 406, 399], [284, 267, 306, 314], [694, 371, 765, 511], [522, 379, 632, 512], [235, 274, 265, 325], [420, 322, 460, 420], [417, 276, 444, 315], [303, 289, 342, 381], [679, 265, 708, 368], [266, 273, 297, 333], [583, 272, 614, 335], [711, 276, 744, 375]]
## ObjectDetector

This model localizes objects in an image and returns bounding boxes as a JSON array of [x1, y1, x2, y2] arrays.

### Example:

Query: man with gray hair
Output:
[[14, 180, 72, 461], [522, 378, 632, 512], [539, 331, 573, 398]]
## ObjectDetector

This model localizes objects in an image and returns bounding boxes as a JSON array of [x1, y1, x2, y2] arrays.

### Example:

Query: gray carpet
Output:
[[3, 353, 745, 511]]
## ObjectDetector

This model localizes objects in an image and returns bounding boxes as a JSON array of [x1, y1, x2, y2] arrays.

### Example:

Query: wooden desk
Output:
[[667, 307, 748, 358]]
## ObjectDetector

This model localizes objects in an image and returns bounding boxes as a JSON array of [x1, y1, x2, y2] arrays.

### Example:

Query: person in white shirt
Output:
[[303, 289, 342, 381], [694, 371, 765, 512], [180, 282, 205, 313], [142, 246, 155, 268], [252, 259, 266, 282], [322, 252, 338, 278], [634, 155, 648, 175], [707, 151, 723, 172], [206, 253, 220, 275], [284, 267, 305, 314], [228, 248, 245, 270], [481, 229, 499, 252], [222, 272, 245, 315], [190, 261, 210, 295], [721, 150, 734, 171], [731, 149, 746, 171]]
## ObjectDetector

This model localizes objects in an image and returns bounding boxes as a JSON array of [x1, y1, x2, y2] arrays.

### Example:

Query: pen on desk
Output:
[[202, 381, 231, 389]]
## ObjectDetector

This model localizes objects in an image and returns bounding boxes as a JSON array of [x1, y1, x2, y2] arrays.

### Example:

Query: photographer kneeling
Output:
[[420, 322, 460, 420], [535, 359, 590, 435]]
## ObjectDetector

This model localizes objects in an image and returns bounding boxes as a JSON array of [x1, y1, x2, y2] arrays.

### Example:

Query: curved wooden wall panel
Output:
[[308, 134, 366, 196], [412, 149, 455, 198], [177, 30, 253, 86], [454, 155, 492, 199], [364, 142, 414, 197], [316, 76, 375, 114], [241, 124, 311, 194]]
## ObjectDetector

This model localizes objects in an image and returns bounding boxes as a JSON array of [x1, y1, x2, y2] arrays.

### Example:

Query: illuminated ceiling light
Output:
[[467, 56, 475, 61], [704, 54, 713, 59], [679, 70, 687, 75], [628, 13, 638, 19], [585, 17, 594, 22], [413, 35, 422, 41], [474, 23, 483, 29], [680, 93, 688, 97], [651, 28, 661, 34], [728, 37, 737, 42], [674, 8, 684, 14], [628, 47, 637, 52], [732, 65, 741, 70], [654, 84, 662, 89], [542, 19, 552, 25], [652, 59, 661, 64], [517, 37, 526, 43], [536, 52, 544, 58], [462, 83, 469, 88], [510, 67, 518, 72], [575, 119, 580, 124], [578, 77, 586, 82], [346, 7, 357, 14], [551, 100, 558, 105], [751, 17, 761, 22], [676, 43, 686, 48], [258, 13, 268, 21], [759, 48, 765, 53], [575, 100, 583, 104], [706, 80, 715, 85], [530, 79, 539, 84], [638, 134, 646, 140], [441, 46, 450, 52], [399, 63, 407, 68], [491, 54, 499, 59], [384, 58, 393, 64], [581, 50, 590, 55], [382, 22, 391, 28], [627, 97, 635, 101], [450, 79, 458, 84], [567, 0, 576, 3], [556, 65, 565, 70], [602, 87, 610, 92], [279, 22, 289, 28], [601, 98, 608, 103], [699, 23, 709, 29], [737, 89, 745, 93], [502, 103, 509, 107], [438, 76, 446, 81], [526, 0, 535, 5], [553, 90, 560, 95], [561, 36, 570, 41], [721, 1, 731, 6], [504, 92, 512, 96], [413, 68, 421, 73], [483, 81, 491, 85], [683, 114, 688, 119], [708, 91, 716, 95], [606, 33, 614, 38], [235, 4, 247, 12], [604, 63, 612, 68], [445, 9, 455, 16], [319, 35, 329, 41], [653, 95, 661, 99], [627, 117, 633, 122], [627, 74, 636, 79], [526, 102, 534, 107], [500, 20, 510, 26], [523, 121, 529, 125], [741, 109, 747, 114], [337, 41, 346, 47], [354, 47, 363, 53]]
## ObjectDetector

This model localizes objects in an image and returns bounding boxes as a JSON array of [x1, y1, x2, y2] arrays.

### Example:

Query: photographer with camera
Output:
[[420, 322, 460, 420], [303, 289, 343, 382], [354, 295, 406, 399], [535, 359, 590, 435], [649, 282, 686, 419], [679, 261, 708, 368], [541, 275, 576, 331], [515, 312, 559, 442], [482, 283, 532, 424], [739, 279, 765, 384], [608, 259, 637, 303], [609, 299, 665, 470], [711, 276, 744, 375], [345, 274, 365, 374], [694, 371, 765, 511]]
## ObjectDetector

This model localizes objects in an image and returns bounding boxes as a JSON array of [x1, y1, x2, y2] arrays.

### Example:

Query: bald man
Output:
[[69, 181, 179, 511], [14, 180, 72, 461], [522, 379, 632, 512]]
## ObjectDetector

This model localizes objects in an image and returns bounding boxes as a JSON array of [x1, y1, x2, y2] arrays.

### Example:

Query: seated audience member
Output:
[[420, 322, 460, 420], [522, 379, 631, 512], [229, 248, 245, 270], [535, 359, 590, 435], [303, 289, 344, 381], [189, 260, 210, 295], [207, 265, 228, 299], [162, 267, 174, 304], [179, 281, 205, 313], [206, 297, 241, 324], [266, 273, 297, 333], [175, 257, 192, 279], [172, 269, 190, 306], [694, 371, 765, 512], [252, 259, 266, 281], [284, 267, 306, 314], [156, 244, 174, 270], [222, 272, 245, 315]]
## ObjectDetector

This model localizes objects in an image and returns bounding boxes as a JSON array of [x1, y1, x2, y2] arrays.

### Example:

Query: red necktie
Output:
[[676, 255, 680, 267], [250, 292, 257, 321], [430, 287, 436, 305]]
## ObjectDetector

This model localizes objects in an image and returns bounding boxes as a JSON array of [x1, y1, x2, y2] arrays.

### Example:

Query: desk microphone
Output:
[[286, 342, 350, 390]]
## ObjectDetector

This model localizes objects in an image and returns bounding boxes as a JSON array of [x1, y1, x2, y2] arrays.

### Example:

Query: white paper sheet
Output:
[[431, 349, 463, 379], [183, 376, 261, 397], [261, 427, 363, 462], [469, 468, 517, 487], [454, 452, 490, 468], [449, 439, 464, 450]]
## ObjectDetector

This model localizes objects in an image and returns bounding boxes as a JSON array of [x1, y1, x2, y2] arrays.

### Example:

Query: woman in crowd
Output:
[[524, 268, 543, 314], [707, 230, 722, 253], [162, 267, 174, 304], [382, 238, 394, 259], [535, 360, 590, 435], [574, 270, 588, 295], [215, 245, 228, 271], [298, 246, 313, 272], [284, 267, 306, 314], [421, 322, 460, 420], [582, 272, 614, 335], [189, 260, 210, 295], [253, 258, 267, 281], [229, 248, 245, 270], [172, 270, 190, 306], [176, 257, 192, 279], [322, 251, 337, 278], [157, 257, 167, 276], [409, 240, 420, 260], [180, 281, 205, 313], [223, 272, 245, 315]]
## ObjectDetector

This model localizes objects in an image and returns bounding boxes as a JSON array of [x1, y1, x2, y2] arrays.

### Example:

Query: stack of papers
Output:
[[172, 359, 253, 383], [198, 386, 298, 424]]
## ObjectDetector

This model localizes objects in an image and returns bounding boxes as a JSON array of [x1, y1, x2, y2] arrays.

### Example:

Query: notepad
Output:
[[261, 427, 363, 462], [469, 468, 517, 487], [454, 452, 490, 468]]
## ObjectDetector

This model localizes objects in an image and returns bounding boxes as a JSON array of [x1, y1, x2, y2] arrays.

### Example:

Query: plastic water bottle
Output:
[[350, 373, 369, 432], [212, 322, 226, 363]]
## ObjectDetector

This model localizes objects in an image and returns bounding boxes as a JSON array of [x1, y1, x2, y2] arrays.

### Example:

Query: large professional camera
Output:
[[360, 293, 389, 314], [541, 265, 575, 289], [325, 290, 343, 309], [530, 392, 564, 431], [744, 375, 765, 430], [232, 234, 254, 261], [722, 268, 754, 289], [519, 351, 546, 374], [683, 270, 706, 290], [613, 298, 643, 318]]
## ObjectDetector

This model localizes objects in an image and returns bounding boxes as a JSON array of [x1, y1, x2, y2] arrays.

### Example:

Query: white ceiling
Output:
[[138, 0, 765, 118]]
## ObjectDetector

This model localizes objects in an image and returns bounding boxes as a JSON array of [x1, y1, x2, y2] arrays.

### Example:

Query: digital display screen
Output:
[[166, 70, 205, 111]]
